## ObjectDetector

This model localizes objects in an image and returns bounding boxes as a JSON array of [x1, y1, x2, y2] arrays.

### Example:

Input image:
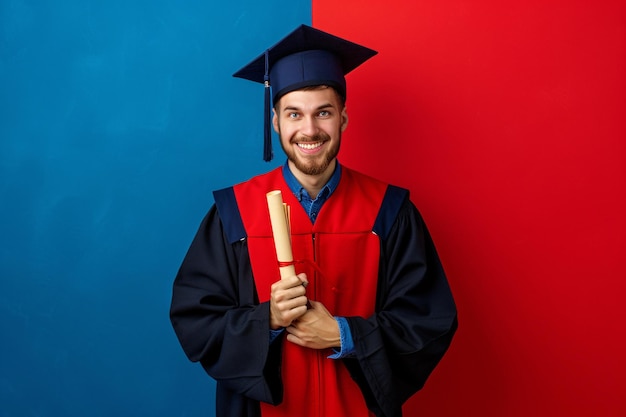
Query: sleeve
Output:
[[169, 205, 283, 405], [343, 197, 458, 417], [328, 317, 356, 359]]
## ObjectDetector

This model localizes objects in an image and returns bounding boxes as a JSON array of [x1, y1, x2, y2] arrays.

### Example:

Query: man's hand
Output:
[[285, 300, 340, 350], [270, 273, 309, 330]]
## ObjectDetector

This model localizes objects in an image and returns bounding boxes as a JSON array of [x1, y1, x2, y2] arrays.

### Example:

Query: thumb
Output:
[[297, 273, 309, 287]]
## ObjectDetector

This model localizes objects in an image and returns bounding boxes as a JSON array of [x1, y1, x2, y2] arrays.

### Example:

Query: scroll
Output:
[[266, 190, 295, 279]]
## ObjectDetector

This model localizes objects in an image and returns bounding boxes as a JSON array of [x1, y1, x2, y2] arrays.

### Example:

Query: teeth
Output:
[[297, 142, 322, 150]]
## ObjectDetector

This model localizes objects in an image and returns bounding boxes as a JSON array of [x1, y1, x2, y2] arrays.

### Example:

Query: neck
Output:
[[288, 159, 336, 199]]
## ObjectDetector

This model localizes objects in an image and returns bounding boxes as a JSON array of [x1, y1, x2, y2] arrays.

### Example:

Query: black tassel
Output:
[[263, 50, 273, 162]]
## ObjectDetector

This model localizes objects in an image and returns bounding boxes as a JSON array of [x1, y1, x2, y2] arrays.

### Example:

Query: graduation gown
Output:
[[170, 166, 458, 417]]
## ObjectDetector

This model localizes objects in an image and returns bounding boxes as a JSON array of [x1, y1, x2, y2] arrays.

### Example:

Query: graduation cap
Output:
[[233, 24, 377, 161]]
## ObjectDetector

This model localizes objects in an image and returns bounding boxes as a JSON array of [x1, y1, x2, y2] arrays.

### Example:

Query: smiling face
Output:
[[272, 86, 348, 180]]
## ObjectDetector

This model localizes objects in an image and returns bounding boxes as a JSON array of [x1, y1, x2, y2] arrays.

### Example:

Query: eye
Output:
[[288, 112, 300, 119], [318, 110, 330, 117]]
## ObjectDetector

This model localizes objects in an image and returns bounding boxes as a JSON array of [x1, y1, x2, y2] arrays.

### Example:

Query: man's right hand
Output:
[[269, 273, 309, 330]]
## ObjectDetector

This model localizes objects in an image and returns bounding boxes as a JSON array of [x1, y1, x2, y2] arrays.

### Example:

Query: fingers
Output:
[[269, 274, 309, 329], [271, 274, 308, 298], [283, 301, 341, 349]]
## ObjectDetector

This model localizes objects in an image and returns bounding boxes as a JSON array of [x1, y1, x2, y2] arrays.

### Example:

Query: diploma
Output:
[[266, 190, 295, 279]]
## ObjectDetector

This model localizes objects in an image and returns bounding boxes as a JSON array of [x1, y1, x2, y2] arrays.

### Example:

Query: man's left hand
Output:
[[285, 300, 341, 350]]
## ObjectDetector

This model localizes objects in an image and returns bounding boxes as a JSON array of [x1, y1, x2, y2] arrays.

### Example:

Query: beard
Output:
[[279, 130, 341, 176]]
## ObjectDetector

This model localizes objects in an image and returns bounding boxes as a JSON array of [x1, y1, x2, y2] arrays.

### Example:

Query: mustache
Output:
[[293, 132, 331, 143]]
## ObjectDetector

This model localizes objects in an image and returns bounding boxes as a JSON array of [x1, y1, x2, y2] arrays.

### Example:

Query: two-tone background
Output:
[[1, 1, 624, 416]]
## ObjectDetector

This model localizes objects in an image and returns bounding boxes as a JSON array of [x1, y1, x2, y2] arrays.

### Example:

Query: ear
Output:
[[272, 109, 280, 133], [340, 107, 349, 132]]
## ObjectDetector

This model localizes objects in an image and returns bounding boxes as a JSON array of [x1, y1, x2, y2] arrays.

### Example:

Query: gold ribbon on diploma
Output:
[[266, 190, 295, 279]]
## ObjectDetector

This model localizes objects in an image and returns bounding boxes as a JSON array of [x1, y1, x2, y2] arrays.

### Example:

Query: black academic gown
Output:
[[170, 193, 458, 417]]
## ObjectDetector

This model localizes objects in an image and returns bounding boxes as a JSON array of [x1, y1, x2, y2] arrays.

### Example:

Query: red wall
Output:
[[314, 1, 625, 416]]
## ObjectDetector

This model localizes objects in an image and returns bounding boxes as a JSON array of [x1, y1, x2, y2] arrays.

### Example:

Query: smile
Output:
[[297, 141, 323, 150]]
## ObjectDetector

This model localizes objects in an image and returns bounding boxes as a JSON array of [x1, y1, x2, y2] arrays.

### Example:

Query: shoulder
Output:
[[212, 187, 245, 244], [340, 166, 411, 239], [341, 165, 388, 188], [341, 166, 409, 197], [211, 167, 284, 243], [373, 185, 411, 240]]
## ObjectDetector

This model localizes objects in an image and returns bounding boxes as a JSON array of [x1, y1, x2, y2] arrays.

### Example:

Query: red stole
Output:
[[233, 166, 388, 417]]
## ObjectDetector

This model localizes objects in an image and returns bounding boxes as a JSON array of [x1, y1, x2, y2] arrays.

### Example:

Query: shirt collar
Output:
[[282, 160, 342, 202]]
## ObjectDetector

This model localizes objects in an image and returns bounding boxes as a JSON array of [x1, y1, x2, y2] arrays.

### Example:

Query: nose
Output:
[[300, 115, 319, 137]]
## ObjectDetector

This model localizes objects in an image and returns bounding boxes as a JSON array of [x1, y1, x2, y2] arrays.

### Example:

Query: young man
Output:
[[170, 24, 457, 417]]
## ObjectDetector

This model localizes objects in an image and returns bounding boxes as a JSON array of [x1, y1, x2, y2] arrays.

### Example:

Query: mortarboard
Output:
[[233, 24, 377, 161]]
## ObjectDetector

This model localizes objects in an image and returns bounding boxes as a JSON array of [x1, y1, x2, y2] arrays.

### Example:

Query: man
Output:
[[170, 24, 457, 417]]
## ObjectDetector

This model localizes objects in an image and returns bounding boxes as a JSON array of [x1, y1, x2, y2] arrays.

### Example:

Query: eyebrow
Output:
[[282, 103, 334, 112]]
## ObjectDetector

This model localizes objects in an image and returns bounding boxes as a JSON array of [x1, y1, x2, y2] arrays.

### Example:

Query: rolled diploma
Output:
[[266, 190, 295, 279]]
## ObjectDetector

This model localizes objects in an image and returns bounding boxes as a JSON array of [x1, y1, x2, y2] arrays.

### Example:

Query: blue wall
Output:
[[0, 1, 310, 415]]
